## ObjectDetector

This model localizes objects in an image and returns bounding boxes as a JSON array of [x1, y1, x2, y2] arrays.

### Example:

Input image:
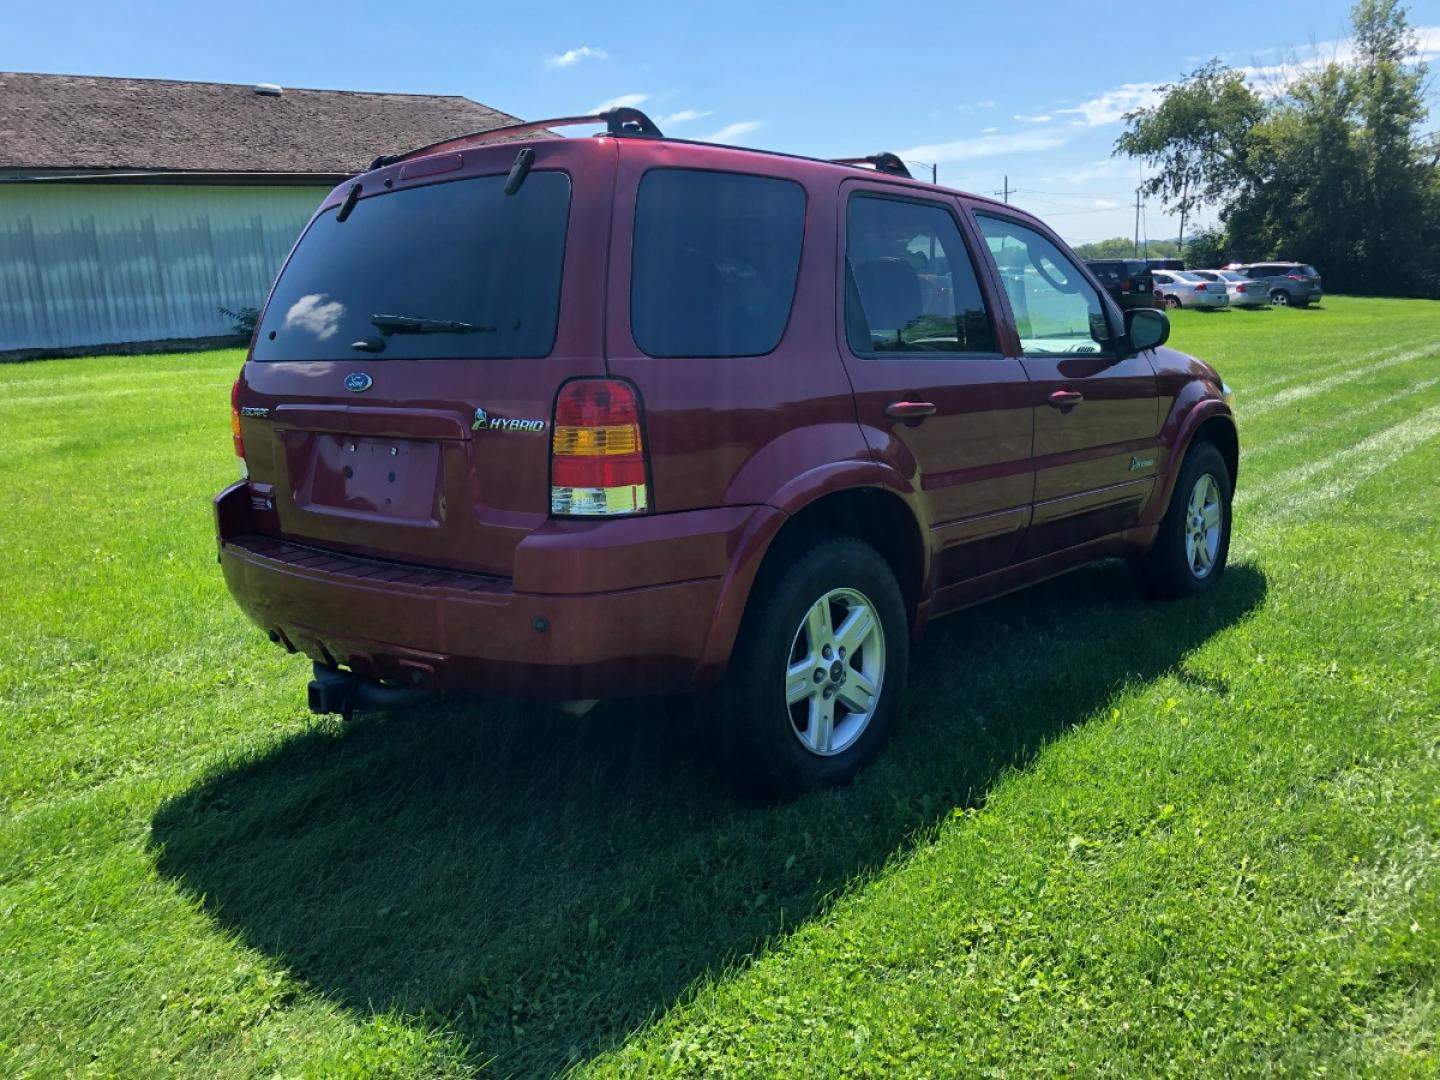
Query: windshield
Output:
[[1218, 271, 1245, 281], [252, 171, 571, 361], [1171, 271, 1202, 283]]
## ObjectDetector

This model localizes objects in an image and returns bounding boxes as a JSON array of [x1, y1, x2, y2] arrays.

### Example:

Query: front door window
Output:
[[975, 214, 1112, 357]]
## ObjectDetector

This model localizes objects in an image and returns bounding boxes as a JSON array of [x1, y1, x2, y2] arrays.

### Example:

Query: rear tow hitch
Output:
[[307, 663, 430, 720]]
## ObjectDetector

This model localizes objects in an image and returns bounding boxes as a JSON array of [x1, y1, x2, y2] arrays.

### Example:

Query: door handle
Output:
[[1048, 389, 1084, 410], [885, 400, 937, 420]]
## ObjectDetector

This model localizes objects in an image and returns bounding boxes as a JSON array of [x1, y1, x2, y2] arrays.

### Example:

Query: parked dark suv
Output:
[[1083, 259, 1155, 310], [217, 109, 1238, 797]]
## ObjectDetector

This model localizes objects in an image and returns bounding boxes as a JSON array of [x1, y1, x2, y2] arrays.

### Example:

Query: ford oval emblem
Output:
[[344, 372, 373, 393]]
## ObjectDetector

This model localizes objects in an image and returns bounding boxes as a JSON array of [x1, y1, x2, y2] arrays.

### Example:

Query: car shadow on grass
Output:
[[152, 560, 1266, 1075]]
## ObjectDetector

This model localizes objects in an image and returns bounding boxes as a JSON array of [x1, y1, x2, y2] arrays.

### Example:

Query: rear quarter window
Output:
[[630, 169, 806, 358]]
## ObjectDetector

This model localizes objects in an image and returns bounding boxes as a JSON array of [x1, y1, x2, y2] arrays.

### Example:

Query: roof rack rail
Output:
[[369, 107, 664, 170], [831, 153, 913, 178]]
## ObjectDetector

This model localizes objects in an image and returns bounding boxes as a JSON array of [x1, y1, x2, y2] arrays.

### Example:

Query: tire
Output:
[[722, 538, 908, 800], [1131, 440, 1232, 600], [1164, 294, 1182, 310], [1270, 290, 1289, 306]]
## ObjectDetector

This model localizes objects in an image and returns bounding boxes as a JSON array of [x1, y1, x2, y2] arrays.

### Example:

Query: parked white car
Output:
[[1153, 270, 1231, 310], [1189, 269, 1269, 308]]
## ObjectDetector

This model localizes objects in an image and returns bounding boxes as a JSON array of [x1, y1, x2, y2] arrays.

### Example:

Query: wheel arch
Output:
[[759, 486, 927, 619], [1140, 398, 1238, 528], [1192, 412, 1239, 490], [692, 482, 929, 686]]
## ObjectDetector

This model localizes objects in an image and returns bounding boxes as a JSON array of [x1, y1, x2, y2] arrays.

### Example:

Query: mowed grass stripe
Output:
[[1237, 404, 1440, 539], [1241, 343, 1439, 417], [1237, 389, 1440, 510], [1243, 374, 1440, 461], [1237, 334, 1432, 399]]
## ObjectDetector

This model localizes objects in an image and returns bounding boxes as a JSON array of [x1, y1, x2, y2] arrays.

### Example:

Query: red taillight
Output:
[[550, 379, 649, 516], [1286, 273, 1304, 281], [1121, 278, 1132, 294], [1194, 283, 1208, 292], [1236, 284, 1248, 293]]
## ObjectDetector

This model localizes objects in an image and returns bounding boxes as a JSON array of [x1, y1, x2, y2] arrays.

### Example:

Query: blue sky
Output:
[[6, 0, 1438, 243]]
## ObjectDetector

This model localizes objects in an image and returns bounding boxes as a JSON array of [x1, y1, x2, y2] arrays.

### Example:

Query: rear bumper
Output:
[[215, 482, 782, 700]]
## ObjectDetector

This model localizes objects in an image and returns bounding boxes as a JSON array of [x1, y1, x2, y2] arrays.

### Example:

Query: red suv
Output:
[[217, 109, 1238, 797]]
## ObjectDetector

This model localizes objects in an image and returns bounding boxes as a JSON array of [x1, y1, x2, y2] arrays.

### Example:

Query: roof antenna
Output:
[[504, 147, 536, 195]]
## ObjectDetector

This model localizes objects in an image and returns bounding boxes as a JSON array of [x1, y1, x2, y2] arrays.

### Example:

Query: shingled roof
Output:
[[0, 72, 530, 178]]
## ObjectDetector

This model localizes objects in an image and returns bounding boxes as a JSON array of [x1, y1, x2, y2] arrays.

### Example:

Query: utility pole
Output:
[[1003, 175, 1011, 203], [932, 162, 938, 185], [1176, 177, 1189, 261], [1134, 187, 1142, 258]]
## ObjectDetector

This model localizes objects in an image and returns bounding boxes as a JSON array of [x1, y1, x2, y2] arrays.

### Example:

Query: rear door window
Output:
[[253, 172, 571, 361], [630, 169, 805, 358], [845, 194, 997, 355]]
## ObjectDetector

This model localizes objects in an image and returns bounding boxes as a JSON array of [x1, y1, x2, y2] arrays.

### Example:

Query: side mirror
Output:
[[1124, 307, 1170, 354]]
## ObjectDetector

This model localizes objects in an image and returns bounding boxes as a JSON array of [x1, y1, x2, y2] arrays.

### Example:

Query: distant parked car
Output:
[[1153, 270, 1230, 310], [1230, 262, 1323, 307], [1085, 259, 1155, 310], [1189, 270, 1269, 309]]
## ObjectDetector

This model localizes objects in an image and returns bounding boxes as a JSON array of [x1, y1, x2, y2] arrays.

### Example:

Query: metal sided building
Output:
[[0, 73, 526, 357]]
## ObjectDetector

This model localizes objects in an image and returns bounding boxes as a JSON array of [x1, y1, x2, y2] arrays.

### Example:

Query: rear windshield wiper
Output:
[[370, 314, 496, 336]]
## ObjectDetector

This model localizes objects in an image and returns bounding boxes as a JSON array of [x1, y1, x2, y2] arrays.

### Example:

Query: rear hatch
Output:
[[1123, 260, 1153, 296], [234, 139, 612, 577]]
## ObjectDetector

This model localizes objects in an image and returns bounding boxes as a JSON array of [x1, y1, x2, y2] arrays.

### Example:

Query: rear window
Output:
[[253, 172, 571, 361], [631, 169, 805, 358]]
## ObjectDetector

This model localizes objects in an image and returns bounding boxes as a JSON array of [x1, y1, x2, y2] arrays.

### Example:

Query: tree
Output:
[[1114, 61, 1266, 214], [1113, 0, 1439, 296], [1182, 227, 1228, 270], [1072, 237, 1179, 260]]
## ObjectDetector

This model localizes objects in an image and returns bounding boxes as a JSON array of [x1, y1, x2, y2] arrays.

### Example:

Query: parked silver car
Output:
[[1153, 270, 1231, 310], [1189, 269, 1269, 308], [1226, 262, 1323, 307]]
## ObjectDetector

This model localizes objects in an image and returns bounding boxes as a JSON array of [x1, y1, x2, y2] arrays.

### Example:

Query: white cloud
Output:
[[976, 99, 997, 109], [1238, 25, 1440, 95], [1091, 198, 1120, 210], [1014, 113, 1053, 124], [656, 109, 711, 127], [590, 93, 649, 112], [703, 120, 763, 142], [1058, 157, 1142, 184], [1056, 82, 1163, 127], [898, 129, 1070, 165], [982, 126, 998, 134], [546, 45, 607, 69]]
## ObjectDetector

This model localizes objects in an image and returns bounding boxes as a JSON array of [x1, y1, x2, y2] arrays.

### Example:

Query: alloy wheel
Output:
[[1184, 473, 1223, 579], [784, 587, 885, 756]]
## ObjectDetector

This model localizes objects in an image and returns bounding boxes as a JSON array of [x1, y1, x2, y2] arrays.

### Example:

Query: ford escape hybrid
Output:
[[217, 108, 1238, 798]]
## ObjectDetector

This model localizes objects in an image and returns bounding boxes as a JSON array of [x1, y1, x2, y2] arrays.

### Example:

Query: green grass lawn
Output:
[[2, 296, 1438, 1076]]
